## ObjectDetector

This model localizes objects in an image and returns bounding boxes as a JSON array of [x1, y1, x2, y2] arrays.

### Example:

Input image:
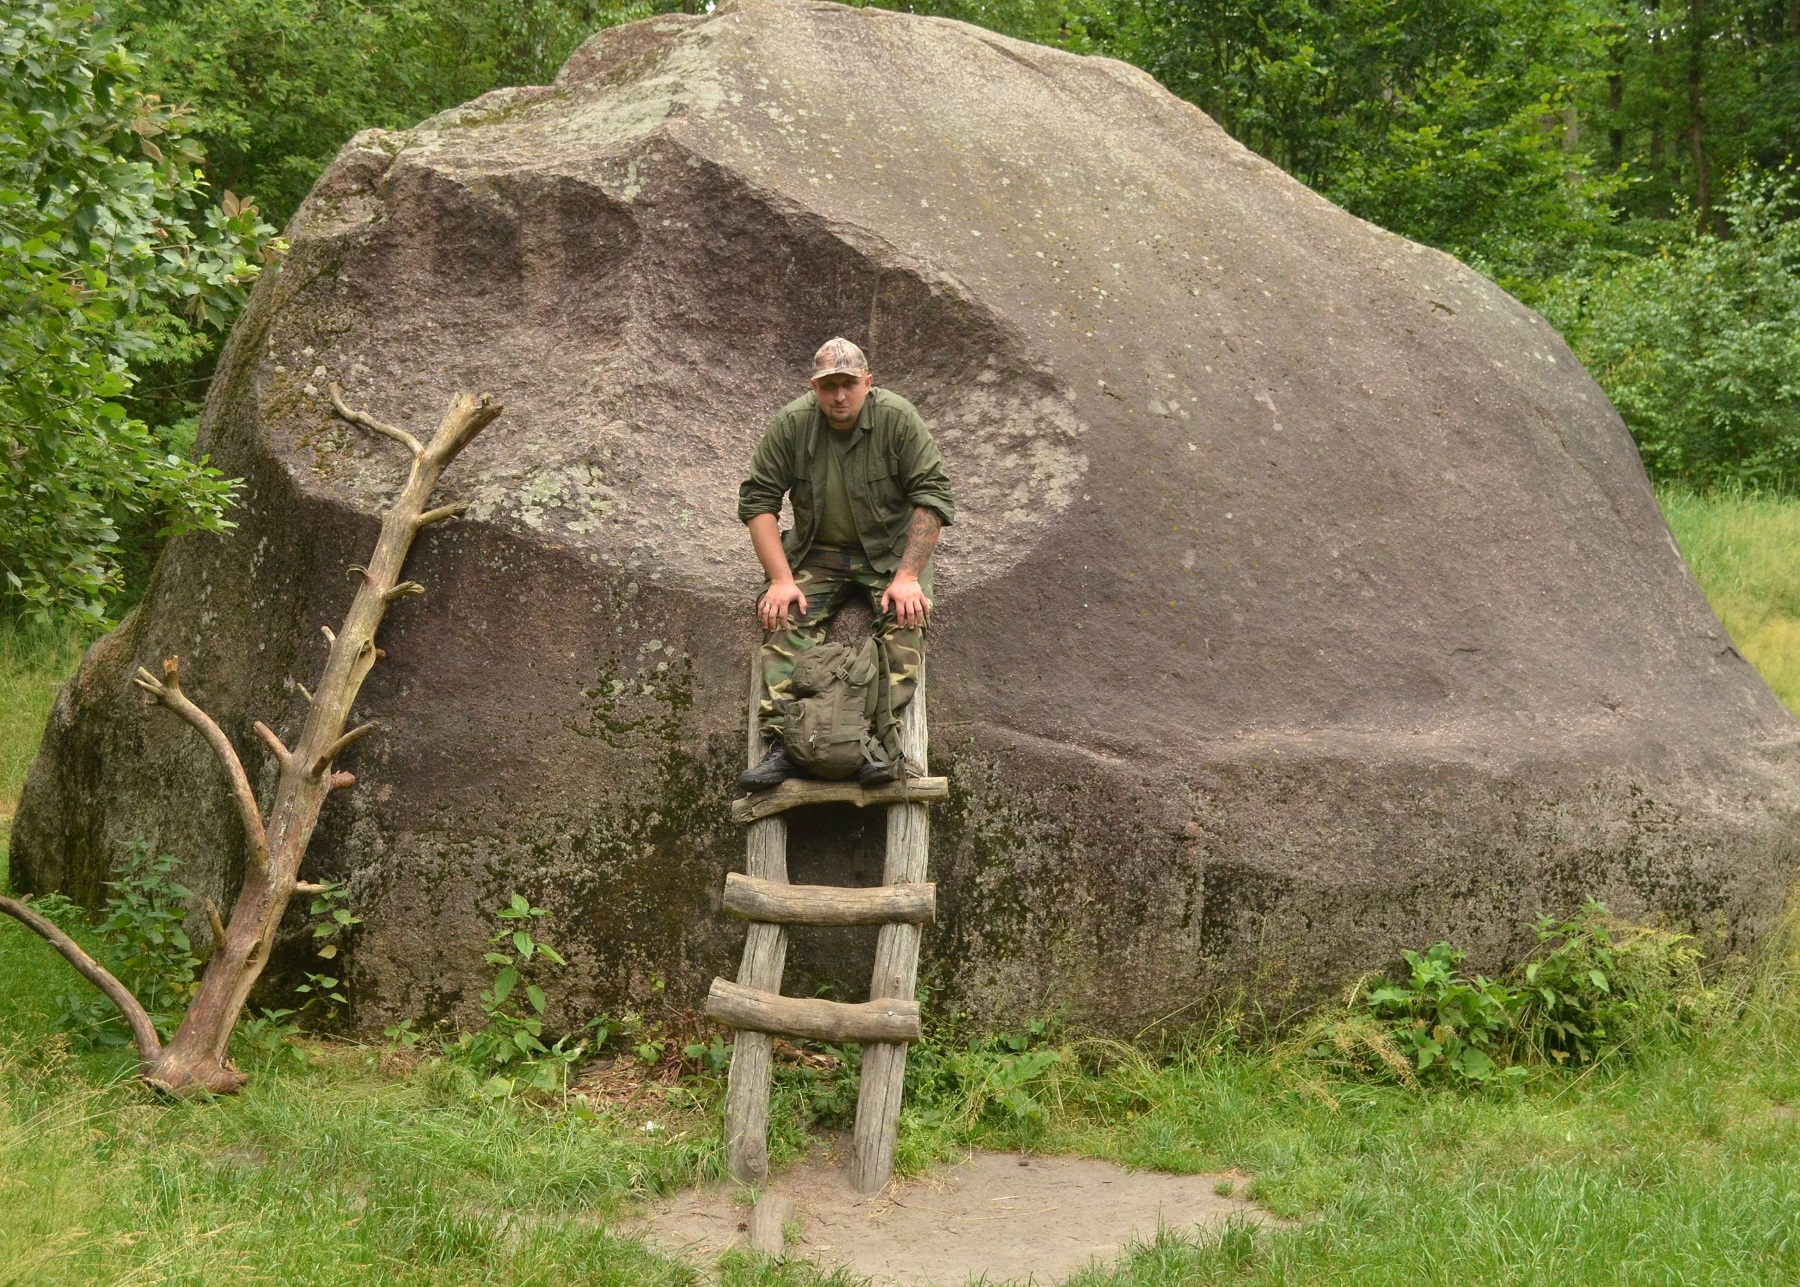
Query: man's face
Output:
[[811, 372, 874, 430]]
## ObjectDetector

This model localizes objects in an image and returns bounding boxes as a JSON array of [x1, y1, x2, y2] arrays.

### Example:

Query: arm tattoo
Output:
[[897, 507, 943, 577]]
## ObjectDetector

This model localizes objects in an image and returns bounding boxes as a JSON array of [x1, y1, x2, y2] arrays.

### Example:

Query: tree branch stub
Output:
[[417, 503, 466, 528], [203, 897, 227, 952], [253, 720, 291, 766], [310, 721, 379, 777]]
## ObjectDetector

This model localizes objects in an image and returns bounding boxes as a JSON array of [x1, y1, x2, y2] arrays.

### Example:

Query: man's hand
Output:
[[880, 573, 931, 629], [759, 579, 809, 632], [881, 507, 942, 629]]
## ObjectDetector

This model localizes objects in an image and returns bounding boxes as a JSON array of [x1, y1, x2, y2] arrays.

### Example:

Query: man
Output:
[[736, 337, 956, 792]]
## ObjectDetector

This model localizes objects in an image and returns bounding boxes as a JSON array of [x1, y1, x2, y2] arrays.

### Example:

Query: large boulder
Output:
[[15, 0, 1799, 1034]]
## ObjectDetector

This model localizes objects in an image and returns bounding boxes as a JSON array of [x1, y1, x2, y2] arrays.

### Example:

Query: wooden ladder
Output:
[[705, 654, 948, 1194]]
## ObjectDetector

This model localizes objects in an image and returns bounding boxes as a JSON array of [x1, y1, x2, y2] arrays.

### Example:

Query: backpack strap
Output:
[[868, 635, 900, 768]]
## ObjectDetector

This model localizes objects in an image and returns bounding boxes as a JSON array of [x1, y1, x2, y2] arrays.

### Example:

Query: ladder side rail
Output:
[[724, 653, 789, 1185], [849, 668, 931, 1193]]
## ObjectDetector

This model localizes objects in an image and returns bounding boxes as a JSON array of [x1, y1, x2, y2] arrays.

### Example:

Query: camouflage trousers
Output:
[[759, 545, 929, 762]]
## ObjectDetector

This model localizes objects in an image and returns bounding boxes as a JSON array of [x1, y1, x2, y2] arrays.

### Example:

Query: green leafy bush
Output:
[[36, 840, 199, 1046], [1516, 903, 1713, 1064], [0, 0, 279, 622], [1542, 168, 1800, 488], [905, 1019, 1064, 1132], [1303, 903, 1719, 1088], [681, 1031, 731, 1074], [443, 893, 589, 1097], [1362, 943, 1521, 1083]]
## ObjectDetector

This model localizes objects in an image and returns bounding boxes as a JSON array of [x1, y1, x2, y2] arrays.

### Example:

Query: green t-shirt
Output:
[[813, 426, 861, 551]]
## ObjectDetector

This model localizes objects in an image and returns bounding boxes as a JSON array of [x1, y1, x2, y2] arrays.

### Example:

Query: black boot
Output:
[[857, 752, 905, 786], [739, 740, 800, 793]]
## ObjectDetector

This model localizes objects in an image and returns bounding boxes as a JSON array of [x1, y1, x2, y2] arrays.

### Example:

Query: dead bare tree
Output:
[[0, 387, 501, 1094]]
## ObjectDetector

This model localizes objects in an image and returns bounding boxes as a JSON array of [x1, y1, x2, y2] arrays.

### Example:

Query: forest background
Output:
[[3, 0, 1799, 624]]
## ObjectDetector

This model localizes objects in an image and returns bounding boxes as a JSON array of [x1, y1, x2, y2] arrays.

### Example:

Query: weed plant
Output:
[[1298, 904, 1717, 1089], [30, 842, 201, 1047], [440, 893, 593, 1097]]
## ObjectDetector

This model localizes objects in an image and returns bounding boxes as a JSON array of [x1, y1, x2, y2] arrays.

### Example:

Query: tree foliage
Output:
[[1597, 0, 1800, 228], [118, 0, 657, 227], [0, 0, 278, 623], [1542, 169, 1800, 486], [1050, 0, 1619, 284]]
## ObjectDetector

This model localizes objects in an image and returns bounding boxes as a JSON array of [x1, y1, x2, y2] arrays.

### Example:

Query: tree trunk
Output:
[[1649, 0, 1670, 216], [1687, 0, 1712, 230], [1608, 31, 1624, 171], [2, 388, 502, 1096]]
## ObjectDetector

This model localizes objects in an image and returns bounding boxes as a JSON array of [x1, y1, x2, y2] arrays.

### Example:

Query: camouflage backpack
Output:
[[780, 638, 893, 780]]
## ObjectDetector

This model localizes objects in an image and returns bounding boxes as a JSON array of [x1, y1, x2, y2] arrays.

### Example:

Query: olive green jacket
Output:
[[737, 387, 956, 575]]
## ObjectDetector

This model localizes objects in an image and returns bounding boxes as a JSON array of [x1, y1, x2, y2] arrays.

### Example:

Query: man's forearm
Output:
[[895, 507, 943, 579], [746, 513, 795, 584]]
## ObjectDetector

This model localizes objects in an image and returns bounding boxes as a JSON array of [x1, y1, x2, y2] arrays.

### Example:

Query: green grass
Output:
[[3, 493, 1800, 1285], [0, 854, 861, 1285], [1659, 487, 1800, 714], [3, 902, 1799, 1284], [0, 617, 87, 828]]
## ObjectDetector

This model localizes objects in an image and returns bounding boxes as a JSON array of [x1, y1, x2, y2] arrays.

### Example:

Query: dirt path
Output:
[[632, 1150, 1282, 1284]]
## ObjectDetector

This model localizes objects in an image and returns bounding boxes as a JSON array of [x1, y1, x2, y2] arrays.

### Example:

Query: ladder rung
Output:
[[730, 775, 949, 824], [705, 979, 921, 1044], [723, 873, 935, 926]]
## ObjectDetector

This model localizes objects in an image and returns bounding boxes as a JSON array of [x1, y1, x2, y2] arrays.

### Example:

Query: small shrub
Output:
[[906, 1019, 1064, 1133], [1516, 903, 1714, 1065], [383, 1017, 426, 1050], [1301, 903, 1721, 1089], [304, 879, 360, 966], [1356, 943, 1522, 1085], [442, 893, 588, 1097], [235, 1008, 305, 1068], [50, 841, 200, 1048], [682, 1032, 731, 1074], [962, 1027, 1063, 1128], [770, 1037, 862, 1138]]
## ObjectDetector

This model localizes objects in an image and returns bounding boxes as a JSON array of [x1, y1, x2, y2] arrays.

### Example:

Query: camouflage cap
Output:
[[811, 337, 870, 380]]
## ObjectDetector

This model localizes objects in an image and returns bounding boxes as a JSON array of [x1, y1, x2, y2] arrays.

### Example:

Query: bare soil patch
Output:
[[632, 1149, 1283, 1284]]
